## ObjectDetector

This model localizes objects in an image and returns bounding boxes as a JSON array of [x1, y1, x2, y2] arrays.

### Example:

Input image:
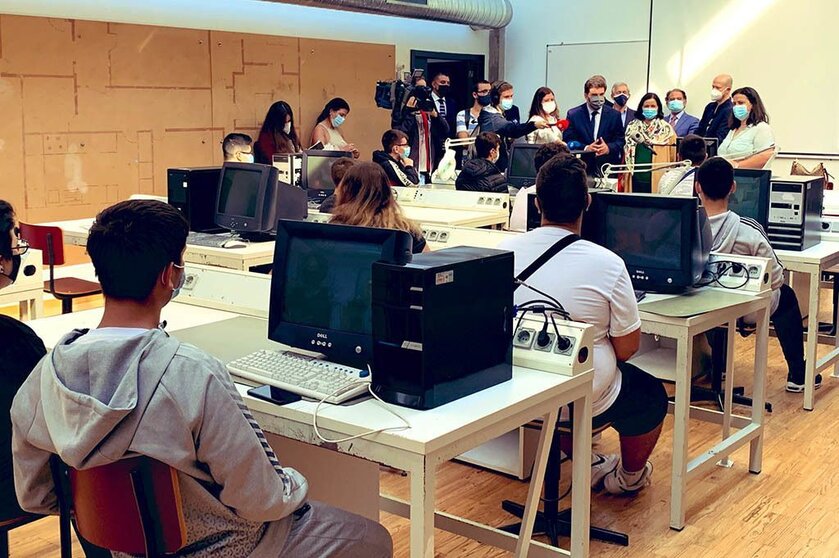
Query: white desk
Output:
[[776, 242, 839, 410], [631, 289, 771, 530], [28, 307, 594, 558]]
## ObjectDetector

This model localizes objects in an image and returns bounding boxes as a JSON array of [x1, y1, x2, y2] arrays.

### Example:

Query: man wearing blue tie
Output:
[[563, 75, 626, 167], [665, 88, 700, 137]]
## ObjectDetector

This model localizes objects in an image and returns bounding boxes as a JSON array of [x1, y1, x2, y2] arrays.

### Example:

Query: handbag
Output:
[[791, 160, 833, 190]]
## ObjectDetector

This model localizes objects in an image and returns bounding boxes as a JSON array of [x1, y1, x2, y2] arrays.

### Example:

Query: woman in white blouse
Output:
[[525, 87, 564, 144], [717, 87, 775, 169]]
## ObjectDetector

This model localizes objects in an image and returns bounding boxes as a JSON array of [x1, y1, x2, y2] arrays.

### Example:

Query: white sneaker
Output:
[[603, 461, 653, 495], [590, 453, 619, 490]]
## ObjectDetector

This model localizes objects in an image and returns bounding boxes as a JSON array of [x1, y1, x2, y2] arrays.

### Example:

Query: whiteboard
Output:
[[545, 41, 650, 120]]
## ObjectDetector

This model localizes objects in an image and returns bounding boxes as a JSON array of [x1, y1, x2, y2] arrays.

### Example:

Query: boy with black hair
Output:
[[499, 155, 668, 495], [222, 132, 254, 163], [695, 157, 816, 392], [11, 200, 393, 557], [455, 131, 507, 193], [509, 142, 571, 231], [659, 134, 707, 196]]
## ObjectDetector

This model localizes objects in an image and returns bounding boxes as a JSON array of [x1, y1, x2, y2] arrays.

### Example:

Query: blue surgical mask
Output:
[[667, 100, 684, 113], [642, 107, 658, 120], [402, 146, 411, 159], [477, 94, 492, 107], [500, 98, 514, 111], [733, 105, 749, 121], [171, 263, 185, 301], [331, 114, 345, 127]]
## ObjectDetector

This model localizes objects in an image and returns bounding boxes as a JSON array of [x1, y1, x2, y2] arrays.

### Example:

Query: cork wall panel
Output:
[[0, 15, 394, 222]]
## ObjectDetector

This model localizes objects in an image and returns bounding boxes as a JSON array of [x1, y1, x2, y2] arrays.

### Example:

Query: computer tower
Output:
[[167, 167, 223, 232], [371, 247, 514, 410], [767, 176, 823, 251]]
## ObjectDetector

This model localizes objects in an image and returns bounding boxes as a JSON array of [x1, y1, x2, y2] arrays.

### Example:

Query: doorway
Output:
[[410, 50, 486, 118]]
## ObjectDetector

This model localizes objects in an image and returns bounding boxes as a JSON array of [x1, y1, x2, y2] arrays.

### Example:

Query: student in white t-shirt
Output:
[[509, 142, 570, 232], [658, 134, 707, 196], [498, 154, 668, 495]]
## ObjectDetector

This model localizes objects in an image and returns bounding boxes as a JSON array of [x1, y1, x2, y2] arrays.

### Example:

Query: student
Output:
[[222, 133, 254, 163], [372, 129, 420, 188], [478, 80, 547, 171], [498, 155, 668, 494], [310, 98, 360, 158], [254, 100, 301, 163], [659, 134, 707, 196], [11, 200, 393, 557], [525, 87, 564, 145], [330, 162, 428, 254], [695, 157, 817, 393], [318, 157, 356, 214], [456, 80, 492, 139], [665, 89, 700, 137], [563, 75, 625, 167], [718, 87, 776, 170], [509, 142, 570, 231], [696, 74, 734, 144], [455, 132, 507, 193]]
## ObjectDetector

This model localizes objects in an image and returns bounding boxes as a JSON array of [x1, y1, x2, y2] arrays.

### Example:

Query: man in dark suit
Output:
[[697, 74, 734, 143], [563, 75, 626, 167], [611, 82, 636, 130], [431, 72, 457, 168], [665, 88, 700, 137]]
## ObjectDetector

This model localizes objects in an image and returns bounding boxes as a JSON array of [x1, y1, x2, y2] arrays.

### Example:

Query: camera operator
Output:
[[392, 75, 450, 183]]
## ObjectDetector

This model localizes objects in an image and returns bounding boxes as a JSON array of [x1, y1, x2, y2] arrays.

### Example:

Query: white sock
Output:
[[619, 465, 645, 485]]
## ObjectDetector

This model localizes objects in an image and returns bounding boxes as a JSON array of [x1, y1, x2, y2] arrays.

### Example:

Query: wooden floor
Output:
[[5, 293, 839, 557]]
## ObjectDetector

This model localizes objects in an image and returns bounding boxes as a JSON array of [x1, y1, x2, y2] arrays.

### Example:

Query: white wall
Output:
[[0, 0, 490, 77], [504, 0, 651, 115]]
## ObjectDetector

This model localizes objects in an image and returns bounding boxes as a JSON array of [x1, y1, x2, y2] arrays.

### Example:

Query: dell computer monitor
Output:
[[582, 192, 712, 293], [269, 220, 413, 368], [214, 162, 279, 237], [729, 169, 771, 229], [506, 143, 540, 188], [301, 150, 353, 201]]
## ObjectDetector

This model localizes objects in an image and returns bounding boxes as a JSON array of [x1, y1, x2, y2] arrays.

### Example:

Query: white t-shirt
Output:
[[510, 185, 536, 231], [718, 122, 775, 167], [658, 167, 697, 196], [498, 226, 641, 417]]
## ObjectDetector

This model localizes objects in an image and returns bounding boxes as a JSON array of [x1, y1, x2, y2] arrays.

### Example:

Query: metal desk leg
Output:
[[570, 392, 592, 558], [750, 305, 770, 473], [670, 331, 693, 531], [513, 407, 560, 557], [410, 457, 436, 558], [804, 269, 820, 411], [719, 321, 736, 468]]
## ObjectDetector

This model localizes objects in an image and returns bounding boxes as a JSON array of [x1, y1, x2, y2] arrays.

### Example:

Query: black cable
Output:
[[694, 259, 750, 290], [515, 278, 571, 318]]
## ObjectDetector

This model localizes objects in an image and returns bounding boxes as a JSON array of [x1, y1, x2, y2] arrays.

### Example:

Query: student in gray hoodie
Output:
[[695, 157, 818, 393], [11, 200, 392, 557]]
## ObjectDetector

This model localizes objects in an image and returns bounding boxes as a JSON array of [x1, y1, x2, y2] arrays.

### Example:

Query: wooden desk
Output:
[[776, 242, 839, 410]]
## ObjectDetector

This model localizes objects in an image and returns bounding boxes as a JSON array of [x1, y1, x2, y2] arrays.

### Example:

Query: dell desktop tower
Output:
[[371, 247, 514, 410], [167, 167, 223, 232]]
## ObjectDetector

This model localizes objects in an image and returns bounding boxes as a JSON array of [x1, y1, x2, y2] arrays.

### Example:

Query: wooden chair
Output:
[[51, 456, 187, 558], [17, 223, 101, 314]]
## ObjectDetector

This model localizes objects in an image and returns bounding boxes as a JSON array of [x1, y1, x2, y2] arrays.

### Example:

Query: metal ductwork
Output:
[[264, 0, 513, 29]]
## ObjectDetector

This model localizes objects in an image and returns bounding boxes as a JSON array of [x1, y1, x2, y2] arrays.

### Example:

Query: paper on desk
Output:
[[638, 289, 756, 318]]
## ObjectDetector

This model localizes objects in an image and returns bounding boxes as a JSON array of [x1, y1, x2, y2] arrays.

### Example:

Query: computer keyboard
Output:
[[228, 349, 371, 404], [187, 231, 235, 248]]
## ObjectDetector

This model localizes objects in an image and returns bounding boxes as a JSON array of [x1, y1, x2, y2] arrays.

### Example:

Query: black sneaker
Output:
[[786, 373, 823, 393]]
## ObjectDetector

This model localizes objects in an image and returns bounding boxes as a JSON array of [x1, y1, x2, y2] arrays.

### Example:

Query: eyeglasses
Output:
[[11, 238, 29, 257], [477, 90, 491, 95], [396, 142, 409, 147]]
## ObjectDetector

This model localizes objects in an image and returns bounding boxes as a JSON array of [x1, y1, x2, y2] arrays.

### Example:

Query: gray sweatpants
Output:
[[279, 501, 393, 557]]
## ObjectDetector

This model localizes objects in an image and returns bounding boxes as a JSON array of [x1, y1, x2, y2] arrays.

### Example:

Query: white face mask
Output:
[[283, 122, 292, 135], [710, 88, 723, 102], [542, 101, 557, 114]]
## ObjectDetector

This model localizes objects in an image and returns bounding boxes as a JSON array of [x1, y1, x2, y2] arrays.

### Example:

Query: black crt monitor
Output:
[[570, 149, 598, 177], [676, 136, 719, 158], [268, 220, 414, 368], [214, 162, 279, 237], [729, 169, 771, 229], [506, 143, 541, 188], [301, 150, 354, 201], [582, 192, 712, 293]]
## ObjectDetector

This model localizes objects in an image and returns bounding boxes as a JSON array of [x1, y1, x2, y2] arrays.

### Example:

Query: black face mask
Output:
[[1, 254, 21, 284], [477, 94, 492, 107], [437, 85, 451, 97]]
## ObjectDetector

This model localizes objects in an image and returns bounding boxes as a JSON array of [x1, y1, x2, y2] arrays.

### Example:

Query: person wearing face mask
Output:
[[696, 74, 734, 144], [624, 92, 676, 193], [311, 98, 359, 158], [393, 76, 450, 183], [372, 129, 421, 187], [563, 75, 626, 168], [717, 87, 775, 169], [0, 200, 48, 532], [456, 80, 491, 140], [526, 87, 564, 144], [254, 100, 301, 164], [221, 133, 254, 163], [665, 89, 700, 137], [455, 132, 507, 193], [478, 80, 547, 171], [610, 82, 636, 130]]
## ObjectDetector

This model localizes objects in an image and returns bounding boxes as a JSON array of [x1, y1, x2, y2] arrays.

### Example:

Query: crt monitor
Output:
[[506, 143, 541, 188], [582, 192, 712, 293], [729, 169, 771, 229], [214, 162, 278, 236], [676, 136, 718, 158], [301, 150, 353, 201], [268, 220, 414, 368]]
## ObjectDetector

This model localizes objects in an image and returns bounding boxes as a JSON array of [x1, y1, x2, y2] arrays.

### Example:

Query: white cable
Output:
[[312, 365, 412, 444]]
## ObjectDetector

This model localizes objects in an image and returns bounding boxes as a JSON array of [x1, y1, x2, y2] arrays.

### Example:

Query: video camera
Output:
[[375, 69, 436, 118]]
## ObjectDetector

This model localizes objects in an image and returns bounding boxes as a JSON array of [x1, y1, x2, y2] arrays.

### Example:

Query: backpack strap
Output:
[[515, 234, 581, 286]]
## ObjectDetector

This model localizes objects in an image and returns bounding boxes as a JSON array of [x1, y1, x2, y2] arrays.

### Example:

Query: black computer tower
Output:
[[767, 176, 823, 251], [371, 247, 513, 410], [167, 167, 223, 232]]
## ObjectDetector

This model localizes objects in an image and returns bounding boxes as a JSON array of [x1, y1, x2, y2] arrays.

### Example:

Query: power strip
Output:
[[393, 187, 509, 211], [421, 224, 518, 250], [512, 314, 594, 376], [706, 252, 771, 294]]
